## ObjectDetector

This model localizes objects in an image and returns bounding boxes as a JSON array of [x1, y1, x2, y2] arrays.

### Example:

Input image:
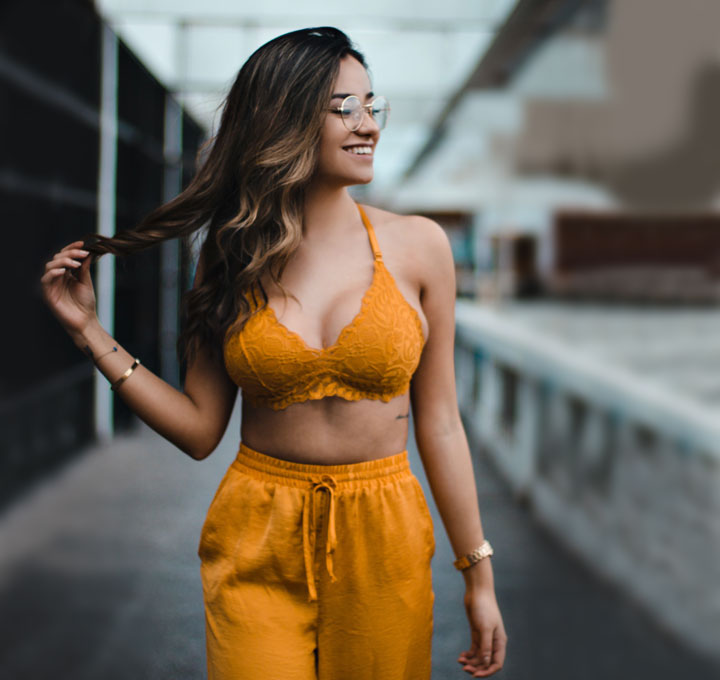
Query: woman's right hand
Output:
[[40, 240, 97, 341]]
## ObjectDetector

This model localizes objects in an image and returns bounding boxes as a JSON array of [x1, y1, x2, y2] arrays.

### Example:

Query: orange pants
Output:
[[198, 441, 435, 680]]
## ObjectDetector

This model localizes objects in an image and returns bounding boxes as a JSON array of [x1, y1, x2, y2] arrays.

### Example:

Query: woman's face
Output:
[[314, 55, 380, 187]]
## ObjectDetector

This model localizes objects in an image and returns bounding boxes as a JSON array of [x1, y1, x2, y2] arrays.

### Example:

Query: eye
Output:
[[371, 96, 389, 114]]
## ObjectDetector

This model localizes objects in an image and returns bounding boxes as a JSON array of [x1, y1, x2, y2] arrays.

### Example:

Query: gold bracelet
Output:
[[110, 358, 141, 392], [93, 346, 118, 364], [453, 539, 494, 571]]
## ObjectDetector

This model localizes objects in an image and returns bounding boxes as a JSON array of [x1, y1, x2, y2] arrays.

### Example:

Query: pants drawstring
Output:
[[302, 475, 338, 601]]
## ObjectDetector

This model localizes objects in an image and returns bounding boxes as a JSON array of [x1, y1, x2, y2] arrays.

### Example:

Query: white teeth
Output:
[[345, 146, 373, 155]]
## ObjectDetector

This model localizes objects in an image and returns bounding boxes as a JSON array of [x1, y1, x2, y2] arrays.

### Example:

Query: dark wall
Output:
[[551, 211, 720, 302], [0, 0, 206, 508]]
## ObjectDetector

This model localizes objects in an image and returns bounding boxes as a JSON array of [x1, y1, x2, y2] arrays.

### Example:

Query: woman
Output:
[[41, 27, 506, 679]]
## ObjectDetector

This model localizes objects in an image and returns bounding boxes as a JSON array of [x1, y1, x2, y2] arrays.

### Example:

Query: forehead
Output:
[[331, 55, 372, 97]]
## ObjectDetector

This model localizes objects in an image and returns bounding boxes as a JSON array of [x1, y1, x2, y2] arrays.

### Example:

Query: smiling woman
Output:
[[312, 57, 383, 187], [40, 26, 506, 680]]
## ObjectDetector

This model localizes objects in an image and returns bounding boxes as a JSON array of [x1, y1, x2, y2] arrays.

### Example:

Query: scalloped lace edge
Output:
[[243, 382, 411, 411]]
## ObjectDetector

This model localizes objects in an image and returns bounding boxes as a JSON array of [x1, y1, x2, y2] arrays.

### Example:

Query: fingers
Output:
[[41, 248, 91, 286], [73, 249, 94, 284], [492, 633, 507, 668], [458, 629, 507, 677], [40, 268, 71, 284], [44, 256, 81, 272], [458, 639, 484, 673], [43, 249, 90, 272], [458, 654, 503, 677], [461, 626, 492, 664], [461, 660, 504, 677], [478, 626, 494, 668], [50, 247, 90, 263]]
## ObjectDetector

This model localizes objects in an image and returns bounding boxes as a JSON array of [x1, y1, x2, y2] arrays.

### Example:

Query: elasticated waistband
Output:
[[233, 441, 412, 489]]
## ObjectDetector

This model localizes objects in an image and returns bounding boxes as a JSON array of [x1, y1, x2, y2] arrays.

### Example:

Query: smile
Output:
[[343, 145, 373, 157]]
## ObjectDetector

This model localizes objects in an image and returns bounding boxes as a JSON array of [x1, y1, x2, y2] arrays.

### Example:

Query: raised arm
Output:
[[409, 217, 507, 678], [41, 242, 238, 460]]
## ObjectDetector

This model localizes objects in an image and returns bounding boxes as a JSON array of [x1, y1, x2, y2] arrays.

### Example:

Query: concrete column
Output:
[[471, 349, 485, 432], [578, 405, 608, 489], [542, 388, 573, 492], [454, 341, 475, 413], [479, 356, 500, 442], [516, 376, 540, 495]]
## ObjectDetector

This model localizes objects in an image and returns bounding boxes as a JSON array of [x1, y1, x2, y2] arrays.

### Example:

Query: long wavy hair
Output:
[[84, 27, 367, 363]]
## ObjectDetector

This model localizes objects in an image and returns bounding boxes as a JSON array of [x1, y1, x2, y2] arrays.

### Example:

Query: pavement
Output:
[[0, 404, 718, 680]]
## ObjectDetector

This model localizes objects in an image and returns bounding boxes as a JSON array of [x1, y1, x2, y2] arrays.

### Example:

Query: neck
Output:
[[302, 182, 362, 238]]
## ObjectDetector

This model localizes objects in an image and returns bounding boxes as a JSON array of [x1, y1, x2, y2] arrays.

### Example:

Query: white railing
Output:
[[455, 300, 720, 663]]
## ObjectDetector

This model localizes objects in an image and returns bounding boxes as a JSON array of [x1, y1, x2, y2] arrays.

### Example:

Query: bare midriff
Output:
[[240, 391, 411, 465]]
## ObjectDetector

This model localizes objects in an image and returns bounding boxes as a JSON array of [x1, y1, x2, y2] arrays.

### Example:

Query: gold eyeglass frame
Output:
[[328, 95, 390, 132]]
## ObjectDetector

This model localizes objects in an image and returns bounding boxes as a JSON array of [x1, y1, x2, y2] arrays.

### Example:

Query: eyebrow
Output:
[[330, 91, 374, 100]]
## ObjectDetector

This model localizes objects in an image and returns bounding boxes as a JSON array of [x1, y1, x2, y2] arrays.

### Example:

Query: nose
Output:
[[355, 107, 380, 135]]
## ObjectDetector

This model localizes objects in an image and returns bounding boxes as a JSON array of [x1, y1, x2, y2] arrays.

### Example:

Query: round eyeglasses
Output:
[[328, 95, 390, 132]]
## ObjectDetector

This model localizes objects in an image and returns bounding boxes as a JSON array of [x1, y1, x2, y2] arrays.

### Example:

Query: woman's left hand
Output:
[[458, 586, 508, 677]]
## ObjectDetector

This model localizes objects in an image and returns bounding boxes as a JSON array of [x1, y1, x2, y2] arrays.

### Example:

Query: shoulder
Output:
[[360, 204, 453, 287], [360, 203, 449, 255]]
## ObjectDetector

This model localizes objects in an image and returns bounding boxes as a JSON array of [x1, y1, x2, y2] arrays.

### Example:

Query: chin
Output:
[[332, 173, 373, 188], [348, 167, 374, 184], [353, 173, 374, 186]]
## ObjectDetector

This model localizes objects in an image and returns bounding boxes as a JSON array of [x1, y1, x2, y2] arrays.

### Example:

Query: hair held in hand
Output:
[[83, 27, 367, 363]]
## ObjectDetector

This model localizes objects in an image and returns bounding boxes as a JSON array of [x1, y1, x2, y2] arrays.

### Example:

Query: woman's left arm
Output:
[[409, 216, 507, 678]]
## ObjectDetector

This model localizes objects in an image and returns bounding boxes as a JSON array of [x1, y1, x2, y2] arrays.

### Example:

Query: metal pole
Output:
[[159, 95, 183, 386], [94, 24, 118, 439]]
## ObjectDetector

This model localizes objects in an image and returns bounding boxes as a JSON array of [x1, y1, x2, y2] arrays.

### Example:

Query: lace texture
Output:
[[223, 207, 425, 411]]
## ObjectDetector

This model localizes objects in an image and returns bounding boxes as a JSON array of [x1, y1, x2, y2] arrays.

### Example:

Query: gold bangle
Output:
[[453, 539, 494, 571], [110, 358, 141, 392]]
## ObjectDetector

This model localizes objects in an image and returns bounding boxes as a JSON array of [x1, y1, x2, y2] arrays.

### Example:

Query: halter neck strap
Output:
[[356, 203, 382, 261]]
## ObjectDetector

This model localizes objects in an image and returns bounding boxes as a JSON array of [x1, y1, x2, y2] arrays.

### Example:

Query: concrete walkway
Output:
[[0, 405, 717, 680]]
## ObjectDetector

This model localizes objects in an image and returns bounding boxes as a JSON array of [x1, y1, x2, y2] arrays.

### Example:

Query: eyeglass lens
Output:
[[341, 96, 389, 131]]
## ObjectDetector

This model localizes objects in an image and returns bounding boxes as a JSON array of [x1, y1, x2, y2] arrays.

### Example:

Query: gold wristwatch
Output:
[[453, 539, 494, 571]]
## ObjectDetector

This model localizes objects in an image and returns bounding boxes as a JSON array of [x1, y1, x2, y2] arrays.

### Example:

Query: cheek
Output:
[[318, 132, 345, 165], [317, 142, 337, 170], [319, 118, 348, 151]]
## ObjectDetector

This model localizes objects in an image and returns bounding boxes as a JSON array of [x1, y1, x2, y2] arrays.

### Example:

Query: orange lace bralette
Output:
[[223, 204, 426, 410]]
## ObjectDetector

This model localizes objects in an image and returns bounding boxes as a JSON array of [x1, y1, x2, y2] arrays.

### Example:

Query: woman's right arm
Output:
[[41, 241, 238, 461]]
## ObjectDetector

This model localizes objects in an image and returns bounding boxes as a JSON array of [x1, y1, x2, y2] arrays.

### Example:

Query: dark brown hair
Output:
[[84, 27, 367, 362]]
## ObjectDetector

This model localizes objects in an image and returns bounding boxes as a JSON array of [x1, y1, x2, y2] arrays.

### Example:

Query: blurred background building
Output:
[[393, 0, 720, 663], [2, 0, 720, 677]]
